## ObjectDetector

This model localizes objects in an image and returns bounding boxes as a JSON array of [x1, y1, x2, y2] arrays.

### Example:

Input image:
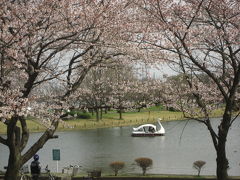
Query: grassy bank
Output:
[[0, 106, 224, 134], [49, 172, 240, 180], [57, 110, 185, 131], [0, 174, 240, 180], [71, 174, 240, 180]]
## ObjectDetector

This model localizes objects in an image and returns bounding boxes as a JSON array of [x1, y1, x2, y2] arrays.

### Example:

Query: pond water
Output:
[[0, 118, 240, 176]]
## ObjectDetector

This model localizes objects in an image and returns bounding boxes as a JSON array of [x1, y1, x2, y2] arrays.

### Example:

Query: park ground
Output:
[[1, 174, 240, 180], [0, 107, 239, 180], [0, 107, 240, 180]]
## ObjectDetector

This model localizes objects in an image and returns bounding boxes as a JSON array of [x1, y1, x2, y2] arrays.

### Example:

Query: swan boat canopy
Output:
[[131, 118, 165, 137]]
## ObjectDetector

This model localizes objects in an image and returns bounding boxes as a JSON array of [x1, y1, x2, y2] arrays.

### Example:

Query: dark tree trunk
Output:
[[197, 169, 200, 176], [216, 145, 229, 180], [3, 115, 59, 180], [95, 108, 100, 121], [142, 167, 146, 176], [216, 112, 230, 180], [119, 108, 123, 120], [4, 116, 23, 180], [5, 149, 21, 180], [100, 108, 103, 120]]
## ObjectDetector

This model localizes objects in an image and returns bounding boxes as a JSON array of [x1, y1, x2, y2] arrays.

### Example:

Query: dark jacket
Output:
[[30, 160, 41, 175]]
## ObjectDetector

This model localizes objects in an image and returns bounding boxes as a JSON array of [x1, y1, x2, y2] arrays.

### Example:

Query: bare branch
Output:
[[0, 136, 7, 145], [230, 111, 240, 126]]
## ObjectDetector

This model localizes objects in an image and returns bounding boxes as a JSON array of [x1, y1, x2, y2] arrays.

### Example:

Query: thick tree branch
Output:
[[66, 45, 94, 88], [204, 119, 219, 151], [230, 111, 240, 126], [6, 116, 18, 147], [21, 119, 59, 165], [19, 117, 29, 152], [0, 136, 7, 145]]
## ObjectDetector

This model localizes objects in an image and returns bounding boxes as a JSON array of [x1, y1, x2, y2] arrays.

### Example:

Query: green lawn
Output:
[[0, 118, 48, 134], [57, 110, 185, 132], [0, 106, 224, 134]]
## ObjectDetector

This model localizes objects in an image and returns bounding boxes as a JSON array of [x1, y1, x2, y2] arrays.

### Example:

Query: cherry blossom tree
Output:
[[127, 78, 156, 112], [108, 63, 137, 119], [130, 1, 240, 180], [0, 0, 132, 179], [71, 66, 113, 121], [73, 61, 159, 120], [77, 61, 138, 120]]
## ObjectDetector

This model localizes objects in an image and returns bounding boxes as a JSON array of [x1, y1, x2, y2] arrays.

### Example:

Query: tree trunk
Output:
[[142, 167, 146, 176], [5, 148, 21, 180], [4, 116, 22, 180], [216, 149, 228, 180], [96, 108, 100, 121], [100, 108, 103, 120], [119, 108, 123, 120], [206, 118, 229, 180], [215, 108, 231, 180], [3, 115, 59, 180], [216, 131, 229, 180]]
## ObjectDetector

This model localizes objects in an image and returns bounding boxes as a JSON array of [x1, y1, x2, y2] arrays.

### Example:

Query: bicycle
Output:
[[3, 166, 30, 180], [20, 165, 31, 180], [45, 165, 55, 180], [19, 169, 31, 180]]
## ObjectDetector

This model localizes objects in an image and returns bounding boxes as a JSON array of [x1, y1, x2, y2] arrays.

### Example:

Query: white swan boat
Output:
[[131, 118, 165, 137]]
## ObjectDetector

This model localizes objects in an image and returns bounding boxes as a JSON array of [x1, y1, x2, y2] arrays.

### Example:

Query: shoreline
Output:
[[0, 117, 185, 135], [1, 174, 240, 180], [0, 109, 224, 135]]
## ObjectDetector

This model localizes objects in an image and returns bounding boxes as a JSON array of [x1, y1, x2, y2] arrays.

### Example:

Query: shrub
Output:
[[193, 160, 206, 176], [135, 157, 153, 176], [168, 107, 178, 111], [66, 111, 76, 117], [77, 112, 91, 119], [109, 161, 125, 176]]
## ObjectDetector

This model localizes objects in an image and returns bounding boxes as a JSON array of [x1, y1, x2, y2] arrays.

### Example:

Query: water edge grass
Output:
[[0, 107, 224, 134]]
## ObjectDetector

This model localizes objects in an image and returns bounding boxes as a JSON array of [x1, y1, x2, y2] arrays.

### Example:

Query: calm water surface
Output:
[[0, 118, 240, 175]]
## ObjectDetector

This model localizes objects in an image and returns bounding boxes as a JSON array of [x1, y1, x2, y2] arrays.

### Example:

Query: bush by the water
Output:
[[168, 107, 179, 112], [135, 157, 153, 176], [77, 112, 92, 119], [66, 111, 76, 117], [65, 110, 91, 119], [109, 161, 125, 176], [193, 160, 206, 176]]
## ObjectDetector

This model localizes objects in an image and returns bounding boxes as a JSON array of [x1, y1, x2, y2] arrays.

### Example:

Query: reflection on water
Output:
[[0, 118, 239, 176]]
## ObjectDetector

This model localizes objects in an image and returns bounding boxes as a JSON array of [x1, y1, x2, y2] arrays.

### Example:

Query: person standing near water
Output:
[[30, 154, 41, 180]]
